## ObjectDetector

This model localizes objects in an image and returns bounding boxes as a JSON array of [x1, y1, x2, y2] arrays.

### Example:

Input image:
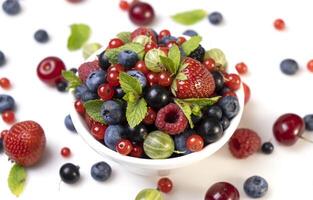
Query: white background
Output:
[[1, 0, 313, 199]]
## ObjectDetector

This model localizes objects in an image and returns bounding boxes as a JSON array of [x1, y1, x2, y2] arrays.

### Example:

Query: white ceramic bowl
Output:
[[70, 48, 245, 176]]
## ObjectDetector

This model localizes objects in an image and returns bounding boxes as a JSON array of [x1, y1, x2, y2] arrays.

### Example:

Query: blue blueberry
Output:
[[304, 114, 313, 131], [98, 51, 111, 71], [34, 29, 49, 43], [208, 12, 223, 25], [244, 175, 268, 198], [174, 130, 193, 155], [220, 116, 230, 130], [261, 142, 274, 154], [118, 50, 138, 69], [127, 70, 147, 88], [2, 0, 21, 15], [64, 114, 77, 133], [104, 125, 125, 150], [74, 84, 89, 99], [124, 124, 148, 144], [91, 161, 112, 182], [81, 91, 98, 102], [159, 36, 177, 45], [101, 100, 123, 125], [0, 94, 15, 113], [183, 29, 198, 37], [280, 59, 299, 75], [0, 51, 6, 66], [56, 81, 68, 92], [86, 70, 106, 92], [205, 105, 223, 120], [218, 96, 240, 119]]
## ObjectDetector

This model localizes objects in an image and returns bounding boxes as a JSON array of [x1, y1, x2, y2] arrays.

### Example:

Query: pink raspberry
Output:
[[155, 103, 188, 135], [78, 59, 100, 82]]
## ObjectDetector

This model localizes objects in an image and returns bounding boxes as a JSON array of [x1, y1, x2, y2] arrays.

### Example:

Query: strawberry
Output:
[[78, 59, 100, 82], [131, 27, 157, 43], [171, 58, 215, 99], [3, 121, 46, 167]]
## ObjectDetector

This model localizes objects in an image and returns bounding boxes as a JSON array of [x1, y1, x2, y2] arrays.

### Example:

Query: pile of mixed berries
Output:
[[64, 27, 241, 159]]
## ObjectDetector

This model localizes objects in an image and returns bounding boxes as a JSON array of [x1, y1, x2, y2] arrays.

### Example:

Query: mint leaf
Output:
[[62, 70, 82, 90], [182, 36, 202, 56], [182, 96, 221, 107], [174, 99, 194, 128], [8, 164, 27, 197], [84, 100, 106, 124], [132, 35, 152, 46], [123, 92, 138, 103], [117, 32, 131, 43], [119, 72, 142, 95], [126, 98, 147, 128], [160, 56, 175, 75], [67, 24, 91, 51], [82, 43, 102, 59], [168, 44, 181, 72], [171, 9, 207, 25], [204, 48, 228, 68], [105, 42, 145, 64]]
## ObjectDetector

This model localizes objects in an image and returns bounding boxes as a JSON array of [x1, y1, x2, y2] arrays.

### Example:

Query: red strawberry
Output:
[[3, 121, 46, 167], [78, 59, 100, 82], [131, 27, 157, 43], [172, 58, 215, 99]]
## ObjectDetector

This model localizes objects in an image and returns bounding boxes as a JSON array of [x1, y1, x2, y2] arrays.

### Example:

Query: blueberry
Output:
[[64, 114, 77, 133], [261, 142, 274, 154], [191, 113, 203, 125], [220, 116, 230, 130], [144, 85, 171, 109], [104, 125, 125, 150], [189, 45, 205, 62], [183, 29, 198, 37], [2, 0, 21, 15], [98, 51, 111, 71], [91, 161, 112, 182], [218, 96, 240, 119], [86, 70, 106, 92], [205, 105, 223, 120], [114, 87, 125, 99], [174, 130, 193, 154], [34, 29, 49, 43], [118, 50, 138, 69], [124, 124, 148, 144], [0, 51, 6, 66], [244, 176, 268, 198], [127, 70, 147, 88], [59, 163, 80, 184], [304, 114, 313, 131], [159, 36, 177, 45], [0, 138, 3, 152], [208, 12, 223, 25], [56, 80, 68, 92], [74, 84, 89, 99], [81, 91, 98, 102], [211, 71, 224, 91], [0, 94, 15, 113], [197, 117, 223, 144], [280, 59, 299, 75], [101, 100, 124, 125]]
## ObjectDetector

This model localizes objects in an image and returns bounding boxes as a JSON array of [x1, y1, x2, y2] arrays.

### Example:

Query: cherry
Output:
[[203, 59, 216, 71], [143, 107, 157, 124], [0, 77, 11, 89], [119, 0, 129, 11], [157, 177, 173, 193], [235, 62, 248, 74], [61, 147, 71, 157], [176, 36, 186, 45], [273, 113, 305, 146], [134, 61, 149, 74], [274, 19, 285, 30], [91, 124, 107, 141], [98, 84, 114, 101], [116, 139, 133, 155], [129, 1, 155, 25], [130, 145, 144, 158], [146, 72, 159, 86], [224, 73, 241, 91], [158, 71, 173, 87], [159, 29, 171, 40], [37, 57, 66, 85], [242, 82, 251, 105], [74, 100, 85, 115], [108, 64, 124, 73], [307, 59, 313, 72], [107, 71, 120, 87], [186, 134, 204, 152], [2, 111, 15, 124], [109, 38, 124, 49], [205, 182, 240, 200], [144, 42, 157, 52]]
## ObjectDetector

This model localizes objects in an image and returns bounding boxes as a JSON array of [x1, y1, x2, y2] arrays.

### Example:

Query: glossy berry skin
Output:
[[280, 59, 299, 75], [261, 142, 274, 154], [37, 57, 66, 85], [91, 161, 112, 182], [177, 36, 186, 45], [81, 91, 98, 102], [86, 70, 106, 92], [2, 110, 15, 124], [130, 145, 144, 158], [174, 130, 192, 155], [273, 113, 304, 146], [208, 12, 223, 25], [108, 38, 124, 48], [0, 94, 15, 113], [211, 71, 224, 92], [118, 50, 139, 69], [64, 115, 76, 132], [2, 0, 21, 15], [146, 72, 159, 86], [157, 177, 173, 193], [107, 71, 120, 87], [74, 100, 85, 115], [78, 60, 100, 83], [158, 71, 173, 87], [159, 29, 171, 40], [274, 19, 285, 30], [144, 42, 157, 52], [119, 0, 129, 11], [56, 80, 68, 92], [100, 100, 123, 125], [186, 134, 204, 152], [307, 60, 313, 72], [98, 51, 111, 71], [143, 107, 157, 125], [218, 96, 240, 119], [197, 117, 223, 144], [203, 58, 216, 71], [242, 82, 251, 105], [304, 114, 313, 131], [97, 84, 114, 101], [129, 1, 155, 25], [205, 105, 223, 120], [127, 70, 147, 88], [34, 29, 49, 43], [91, 124, 107, 141], [205, 182, 240, 200], [0, 77, 11, 89], [220, 116, 230, 130], [183, 29, 198, 37], [134, 61, 149, 74], [59, 163, 80, 184], [235, 62, 248, 74], [0, 51, 5, 66], [116, 139, 133, 155], [144, 85, 171, 109], [124, 124, 148, 144], [244, 176, 268, 198], [104, 125, 125, 151], [225, 73, 241, 91], [189, 45, 205, 62], [61, 147, 71, 157]]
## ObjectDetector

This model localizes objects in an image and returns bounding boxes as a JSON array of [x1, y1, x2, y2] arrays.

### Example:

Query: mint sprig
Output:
[[159, 44, 181, 75], [82, 43, 102, 59], [8, 164, 27, 197], [67, 24, 91, 51], [182, 97, 221, 107], [116, 32, 131, 43], [182, 36, 202, 56], [126, 98, 147, 128], [119, 72, 142, 95], [62, 70, 82, 90], [84, 100, 106, 124], [174, 99, 194, 128], [171, 9, 207, 25], [105, 42, 145, 64]]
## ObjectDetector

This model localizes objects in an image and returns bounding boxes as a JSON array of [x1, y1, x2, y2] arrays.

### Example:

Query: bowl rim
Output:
[[70, 47, 245, 169]]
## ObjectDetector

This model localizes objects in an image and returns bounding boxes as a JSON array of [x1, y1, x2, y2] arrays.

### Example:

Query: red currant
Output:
[[159, 47, 169, 55], [159, 29, 171, 40], [158, 71, 173, 87], [134, 61, 149, 74], [307, 59, 313, 72], [166, 41, 178, 48], [0, 77, 11, 89], [203, 58, 216, 71], [119, 0, 129, 11], [274, 19, 285, 30], [108, 38, 124, 49], [273, 113, 304, 146], [128, 1, 155, 25], [37, 56, 66, 85], [157, 177, 173, 193], [61, 147, 71, 157], [225, 73, 241, 91], [205, 182, 240, 200], [146, 72, 159, 85], [144, 42, 157, 52], [74, 100, 85, 115], [116, 139, 133, 155], [176, 36, 186, 45], [97, 84, 114, 101], [235, 62, 248, 74], [143, 107, 157, 124], [130, 145, 143, 158], [107, 71, 120, 87], [2, 111, 15, 124], [242, 82, 251, 105], [186, 134, 204, 152], [91, 124, 107, 141], [108, 64, 124, 73]]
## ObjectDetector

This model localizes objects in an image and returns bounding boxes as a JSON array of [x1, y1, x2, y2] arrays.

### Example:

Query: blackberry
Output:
[[189, 45, 205, 62]]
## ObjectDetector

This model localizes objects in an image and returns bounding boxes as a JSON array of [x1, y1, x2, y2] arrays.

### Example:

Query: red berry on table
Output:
[[108, 38, 124, 49], [130, 145, 143, 158], [307, 59, 313, 72], [91, 124, 107, 141], [144, 42, 157, 52], [61, 147, 71, 157], [107, 71, 120, 87], [274, 18, 285, 30], [203, 58, 216, 71], [74, 100, 85, 115], [186, 134, 204, 152], [37, 56, 66, 85], [97, 84, 114, 101], [2, 110, 15, 124], [157, 177, 173, 193], [0, 77, 11, 89], [128, 1, 155, 25], [119, 0, 129, 11], [235, 62, 248, 74], [159, 29, 171, 40], [242, 82, 251, 104], [176, 36, 186, 45], [116, 139, 133, 155], [143, 107, 157, 125], [205, 182, 240, 200], [134, 61, 149, 74], [273, 113, 304, 146], [225, 73, 241, 91], [158, 71, 173, 87]]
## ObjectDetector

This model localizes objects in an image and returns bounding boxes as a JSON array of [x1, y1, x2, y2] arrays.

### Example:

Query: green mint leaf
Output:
[[182, 35, 202, 56], [123, 92, 138, 103], [132, 35, 152, 46], [62, 70, 82, 90], [84, 100, 106, 124], [117, 32, 131, 43], [174, 99, 194, 128], [105, 42, 145, 64], [204, 48, 228, 68], [171, 9, 207, 25], [119, 72, 142, 95], [168, 44, 181, 72], [8, 164, 27, 197], [160, 56, 175, 75], [182, 96, 221, 107], [126, 98, 147, 128], [82, 43, 102, 59], [67, 24, 91, 51], [191, 104, 201, 116]]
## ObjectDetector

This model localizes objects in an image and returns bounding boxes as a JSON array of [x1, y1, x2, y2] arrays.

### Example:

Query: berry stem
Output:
[[299, 135, 313, 143]]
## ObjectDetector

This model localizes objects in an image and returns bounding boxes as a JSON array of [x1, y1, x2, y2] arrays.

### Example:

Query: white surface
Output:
[[0, 0, 313, 199]]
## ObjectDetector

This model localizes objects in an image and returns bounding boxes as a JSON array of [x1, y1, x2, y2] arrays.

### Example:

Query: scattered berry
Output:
[[183, 29, 198, 37], [261, 142, 274, 154], [98, 83, 114, 101], [244, 176, 268, 198], [0, 77, 11, 89], [235, 62, 248, 74], [119, 0, 129, 11], [307, 59, 313, 72], [116, 139, 133, 155], [304, 114, 313, 131], [208, 12, 223, 25], [2, 110, 15, 124], [243, 82, 251, 105], [205, 182, 240, 200], [56, 80, 68, 92], [91, 124, 107, 141], [74, 100, 85, 114], [274, 18, 285, 30], [61, 147, 71, 157], [186, 134, 204, 152], [91, 161, 112, 182], [109, 38, 124, 49], [64, 114, 77, 132], [0, 51, 6, 66], [280, 58, 299, 75], [0, 94, 15, 113], [2, 0, 21, 15], [59, 163, 80, 184], [157, 177, 173, 193], [129, 1, 155, 25], [37, 56, 66, 85], [225, 73, 241, 91], [34, 29, 49, 43]]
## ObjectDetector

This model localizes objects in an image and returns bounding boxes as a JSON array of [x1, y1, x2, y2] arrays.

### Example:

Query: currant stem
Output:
[[299, 135, 313, 143]]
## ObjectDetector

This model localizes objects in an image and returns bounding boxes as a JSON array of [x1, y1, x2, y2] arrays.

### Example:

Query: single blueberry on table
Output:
[[118, 50, 138, 69], [2, 0, 21, 16], [91, 161, 112, 182], [304, 114, 313, 131], [0, 94, 15, 113], [34, 29, 49, 43], [56, 80, 68, 92], [208, 11, 223, 25], [0, 51, 6, 66], [261, 142, 274, 154], [64, 114, 77, 133], [104, 125, 125, 151], [183, 29, 198, 37], [244, 175, 268, 198], [280, 58, 299, 75]]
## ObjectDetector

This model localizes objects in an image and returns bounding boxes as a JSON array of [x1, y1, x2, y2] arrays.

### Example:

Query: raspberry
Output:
[[228, 128, 261, 159], [78, 59, 100, 82], [189, 45, 205, 62], [155, 103, 188, 135]]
